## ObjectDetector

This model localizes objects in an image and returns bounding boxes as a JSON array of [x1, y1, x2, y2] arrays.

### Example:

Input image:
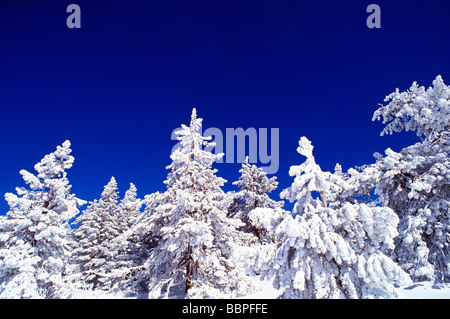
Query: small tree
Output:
[[227, 158, 288, 277], [118, 183, 142, 231], [71, 177, 122, 291], [109, 183, 145, 293], [265, 137, 411, 299], [280, 136, 346, 213], [228, 157, 284, 242], [0, 141, 85, 298]]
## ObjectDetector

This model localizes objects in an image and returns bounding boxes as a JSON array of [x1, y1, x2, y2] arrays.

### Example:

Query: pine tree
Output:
[[125, 191, 164, 295], [348, 75, 450, 282], [265, 137, 411, 299], [118, 183, 142, 231], [110, 183, 146, 294], [70, 177, 122, 291], [0, 141, 85, 298], [228, 157, 284, 242], [143, 109, 259, 298], [227, 158, 288, 276], [280, 137, 347, 213]]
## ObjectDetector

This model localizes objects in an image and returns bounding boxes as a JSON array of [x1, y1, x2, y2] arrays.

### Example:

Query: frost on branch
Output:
[[70, 177, 122, 291], [141, 109, 260, 298], [228, 157, 284, 242], [280, 137, 346, 213], [266, 137, 411, 299], [353, 76, 450, 283], [0, 141, 85, 299], [373, 75, 449, 143]]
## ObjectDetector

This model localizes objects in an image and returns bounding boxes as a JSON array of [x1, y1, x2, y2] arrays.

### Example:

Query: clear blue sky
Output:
[[0, 1, 449, 214]]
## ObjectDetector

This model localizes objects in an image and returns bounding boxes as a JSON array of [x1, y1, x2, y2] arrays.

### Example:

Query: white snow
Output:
[[396, 281, 450, 299], [62, 278, 450, 299], [237, 279, 450, 299], [236, 276, 282, 299]]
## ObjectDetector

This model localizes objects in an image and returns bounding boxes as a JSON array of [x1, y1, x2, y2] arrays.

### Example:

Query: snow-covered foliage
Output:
[[1, 77, 448, 299], [111, 183, 146, 292], [373, 75, 449, 142], [344, 76, 450, 283], [266, 137, 411, 299], [0, 141, 85, 298], [118, 183, 142, 231], [70, 177, 125, 291], [70, 180, 145, 295], [228, 157, 284, 242], [141, 109, 260, 298], [226, 158, 289, 276], [280, 137, 346, 213]]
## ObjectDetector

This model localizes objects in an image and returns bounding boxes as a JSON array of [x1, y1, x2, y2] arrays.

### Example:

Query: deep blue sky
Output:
[[0, 0, 449, 214]]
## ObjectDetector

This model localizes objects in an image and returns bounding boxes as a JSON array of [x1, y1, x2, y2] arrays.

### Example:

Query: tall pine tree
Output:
[[142, 109, 259, 298]]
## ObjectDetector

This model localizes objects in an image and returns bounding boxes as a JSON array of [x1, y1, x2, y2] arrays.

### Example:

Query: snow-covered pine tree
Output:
[[70, 176, 122, 291], [280, 136, 347, 213], [364, 75, 450, 282], [108, 183, 146, 293], [0, 141, 85, 298], [118, 183, 142, 231], [123, 191, 164, 295], [265, 137, 411, 299], [228, 157, 284, 242], [143, 108, 259, 298], [227, 157, 288, 277]]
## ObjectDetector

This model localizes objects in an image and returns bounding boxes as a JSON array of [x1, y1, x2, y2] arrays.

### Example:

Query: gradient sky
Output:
[[0, 0, 449, 214]]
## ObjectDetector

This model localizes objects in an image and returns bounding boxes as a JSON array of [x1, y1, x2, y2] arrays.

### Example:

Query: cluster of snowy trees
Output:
[[0, 75, 448, 299]]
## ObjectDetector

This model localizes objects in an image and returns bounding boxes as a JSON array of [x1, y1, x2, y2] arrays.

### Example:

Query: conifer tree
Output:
[[265, 137, 411, 299], [0, 141, 85, 298], [110, 183, 146, 293], [227, 158, 288, 276], [70, 177, 122, 290], [347, 75, 450, 282], [143, 109, 258, 298], [124, 191, 164, 295], [118, 183, 142, 231], [228, 157, 284, 242], [280, 137, 346, 213]]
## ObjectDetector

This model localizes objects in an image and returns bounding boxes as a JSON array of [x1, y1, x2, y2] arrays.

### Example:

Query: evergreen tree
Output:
[[71, 177, 122, 291], [110, 183, 146, 294], [125, 191, 164, 295], [265, 137, 411, 299], [280, 137, 346, 213], [228, 157, 284, 242], [227, 158, 288, 276], [0, 141, 85, 298], [347, 76, 450, 282], [143, 109, 259, 298], [118, 183, 142, 231]]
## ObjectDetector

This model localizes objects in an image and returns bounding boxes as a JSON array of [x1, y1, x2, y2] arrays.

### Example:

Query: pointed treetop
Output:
[[191, 108, 197, 122], [297, 136, 314, 158], [107, 176, 117, 186], [189, 108, 202, 134], [121, 182, 141, 209], [100, 176, 119, 200], [281, 137, 346, 211]]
